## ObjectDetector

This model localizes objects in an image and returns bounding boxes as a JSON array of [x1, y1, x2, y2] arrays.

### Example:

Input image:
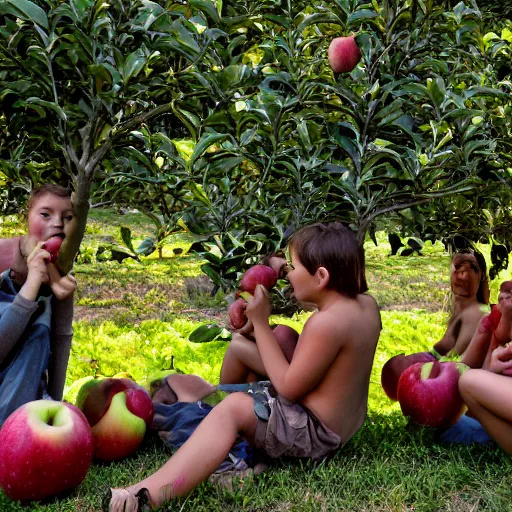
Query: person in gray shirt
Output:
[[0, 184, 77, 426]]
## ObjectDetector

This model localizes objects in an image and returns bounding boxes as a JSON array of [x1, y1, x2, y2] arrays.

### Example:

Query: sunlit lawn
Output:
[[1, 210, 511, 511]]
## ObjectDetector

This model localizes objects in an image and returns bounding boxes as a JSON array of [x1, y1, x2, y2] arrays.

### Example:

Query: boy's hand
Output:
[[47, 264, 77, 300], [489, 344, 512, 375], [227, 317, 255, 339], [26, 242, 50, 285], [245, 284, 272, 325], [498, 296, 512, 317]]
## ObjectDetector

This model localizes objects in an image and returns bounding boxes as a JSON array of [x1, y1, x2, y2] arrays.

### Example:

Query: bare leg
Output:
[[459, 369, 512, 454], [220, 334, 267, 384], [107, 393, 258, 510]]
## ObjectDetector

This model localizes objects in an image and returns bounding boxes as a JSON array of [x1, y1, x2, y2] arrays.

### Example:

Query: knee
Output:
[[216, 393, 255, 427], [459, 369, 484, 399]]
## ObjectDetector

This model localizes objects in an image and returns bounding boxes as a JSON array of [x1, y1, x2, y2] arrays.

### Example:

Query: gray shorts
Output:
[[252, 395, 341, 460]]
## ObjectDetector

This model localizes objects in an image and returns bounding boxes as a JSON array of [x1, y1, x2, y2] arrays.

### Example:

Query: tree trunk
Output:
[[57, 172, 92, 274]]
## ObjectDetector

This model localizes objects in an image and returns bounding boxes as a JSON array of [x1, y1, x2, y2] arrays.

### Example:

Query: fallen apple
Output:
[[42, 236, 63, 263], [240, 265, 278, 295], [273, 324, 299, 362], [328, 35, 362, 73], [397, 360, 468, 428], [381, 351, 437, 401], [76, 377, 154, 461], [0, 400, 94, 502]]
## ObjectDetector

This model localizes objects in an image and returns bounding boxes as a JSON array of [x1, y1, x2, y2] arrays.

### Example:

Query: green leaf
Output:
[[5, 0, 48, 29], [136, 238, 156, 256], [120, 226, 135, 253], [188, 324, 223, 343]]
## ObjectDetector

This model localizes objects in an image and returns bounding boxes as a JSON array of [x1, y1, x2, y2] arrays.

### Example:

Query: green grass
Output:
[[1, 210, 512, 511]]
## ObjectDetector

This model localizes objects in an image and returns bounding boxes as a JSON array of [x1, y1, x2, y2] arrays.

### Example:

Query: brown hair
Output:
[[27, 184, 72, 211], [289, 222, 368, 298]]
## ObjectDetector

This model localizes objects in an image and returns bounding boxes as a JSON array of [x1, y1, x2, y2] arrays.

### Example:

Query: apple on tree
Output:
[[328, 35, 362, 73], [381, 351, 437, 401], [397, 360, 468, 428], [0, 400, 94, 502], [76, 377, 154, 461]]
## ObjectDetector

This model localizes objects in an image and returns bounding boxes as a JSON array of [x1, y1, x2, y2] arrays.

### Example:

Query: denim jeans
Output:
[[0, 323, 51, 426], [438, 414, 494, 445]]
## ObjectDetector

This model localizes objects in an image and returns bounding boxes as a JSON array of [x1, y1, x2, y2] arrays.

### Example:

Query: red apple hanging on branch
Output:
[[0, 400, 94, 502], [328, 35, 362, 73], [76, 377, 154, 461], [396, 360, 468, 428]]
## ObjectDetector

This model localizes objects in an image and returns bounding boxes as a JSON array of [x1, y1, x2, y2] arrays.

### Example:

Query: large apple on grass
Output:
[[77, 378, 154, 461], [397, 360, 468, 428], [0, 400, 93, 502], [381, 351, 437, 401]]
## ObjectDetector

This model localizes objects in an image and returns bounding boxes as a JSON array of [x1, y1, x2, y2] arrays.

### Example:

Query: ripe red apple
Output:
[[42, 236, 63, 263], [328, 35, 362, 73], [273, 324, 299, 362], [381, 351, 437, 401], [0, 400, 93, 502], [240, 265, 278, 295], [397, 360, 468, 428], [228, 297, 249, 329], [76, 378, 154, 461]]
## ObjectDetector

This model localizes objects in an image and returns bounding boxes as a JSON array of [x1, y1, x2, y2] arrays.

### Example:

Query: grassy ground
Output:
[[1, 210, 511, 511]]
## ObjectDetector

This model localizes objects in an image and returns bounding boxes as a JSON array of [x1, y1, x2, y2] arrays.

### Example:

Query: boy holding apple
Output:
[[104, 222, 382, 511], [0, 185, 77, 425]]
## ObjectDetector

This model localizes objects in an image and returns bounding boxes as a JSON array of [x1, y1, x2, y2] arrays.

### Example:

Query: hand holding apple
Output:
[[0, 400, 94, 502], [76, 377, 154, 461], [397, 360, 468, 428], [489, 344, 512, 376], [42, 236, 63, 264]]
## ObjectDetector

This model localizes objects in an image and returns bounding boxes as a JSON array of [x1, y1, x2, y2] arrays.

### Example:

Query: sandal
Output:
[[102, 487, 151, 512]]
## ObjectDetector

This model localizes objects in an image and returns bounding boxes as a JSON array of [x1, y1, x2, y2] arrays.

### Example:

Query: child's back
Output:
[[298, 293, 381, 443]]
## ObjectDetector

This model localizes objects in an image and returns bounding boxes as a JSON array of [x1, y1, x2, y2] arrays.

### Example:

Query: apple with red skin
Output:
[[328, 35, 362, 73], [0, 400, 94, 502], [76, 377, 154, 461], [240, 265, 278, 295], [273, 324, 299, 362], [381, 351, 437, 401], [397, 360, 468, 428], [228, 297, 249, 329], [42, 236, 63, 263]]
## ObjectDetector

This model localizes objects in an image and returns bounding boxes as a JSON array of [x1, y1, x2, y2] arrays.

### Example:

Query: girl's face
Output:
[[450, 253, 482, 299], [27, 193, 76, 243]]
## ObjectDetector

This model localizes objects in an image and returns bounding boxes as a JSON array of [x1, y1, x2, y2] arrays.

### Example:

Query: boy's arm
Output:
[[494, 299, 512, 346], [47, 294, 74, 400], [252, 312, 343, 401]]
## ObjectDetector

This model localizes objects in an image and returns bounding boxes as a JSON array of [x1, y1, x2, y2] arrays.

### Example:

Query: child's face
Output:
[[286, 248, 316, 303], [450, 253, 481, 299], [27, 193, 76, 243]]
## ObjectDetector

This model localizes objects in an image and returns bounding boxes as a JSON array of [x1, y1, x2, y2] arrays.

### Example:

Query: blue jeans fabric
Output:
[[438, 414, 494, 445], [0, 272, 53, 426], [0, 324, 51, 425]]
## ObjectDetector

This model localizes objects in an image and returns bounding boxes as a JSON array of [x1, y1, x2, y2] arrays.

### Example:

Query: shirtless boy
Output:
[[432, 251, 488, 357], [104, 222, 381, 511]]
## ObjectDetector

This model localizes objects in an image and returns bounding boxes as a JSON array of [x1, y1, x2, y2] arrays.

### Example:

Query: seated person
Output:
[[437, 281, 512, 446], [0, 185, 77, 426], [104, 222, 381, 511], [432, 250, 489, 357]]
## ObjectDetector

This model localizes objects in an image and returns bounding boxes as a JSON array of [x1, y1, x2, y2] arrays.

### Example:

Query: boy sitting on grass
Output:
[[104, 222, 382, 511]]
